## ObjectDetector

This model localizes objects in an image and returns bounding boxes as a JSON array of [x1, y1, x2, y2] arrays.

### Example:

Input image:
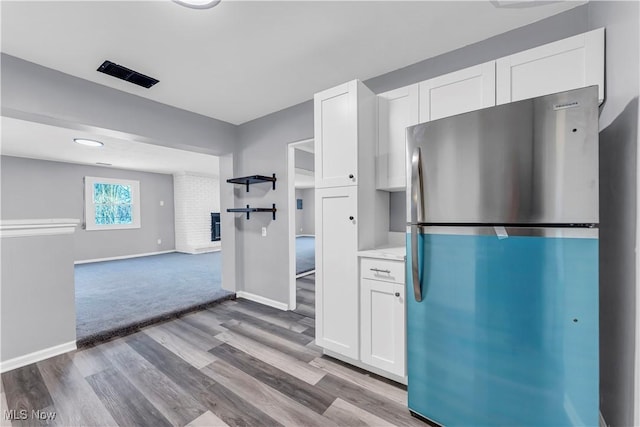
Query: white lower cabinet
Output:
[[359, 257, 406, 379]]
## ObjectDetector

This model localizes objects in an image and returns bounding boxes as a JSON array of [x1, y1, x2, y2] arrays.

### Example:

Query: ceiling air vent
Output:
[[97, 60, 159, 88]]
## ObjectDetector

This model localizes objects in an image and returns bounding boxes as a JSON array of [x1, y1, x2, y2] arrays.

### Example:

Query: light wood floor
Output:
[[293, 274, 315, 319], [1, 287, 422, 427]]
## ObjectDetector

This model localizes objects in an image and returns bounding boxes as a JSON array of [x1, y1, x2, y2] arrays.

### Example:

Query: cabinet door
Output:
[[377, 85, 419, 191], [419, 61, 496, 123], [314, 81, 358, 188], [361, 279, 405, 377], [497, 28, 604, 105], [315, 187, 359, 359]]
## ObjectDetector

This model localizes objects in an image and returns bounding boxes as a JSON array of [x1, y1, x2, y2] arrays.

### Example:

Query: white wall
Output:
[[174, 173, 221, 254]]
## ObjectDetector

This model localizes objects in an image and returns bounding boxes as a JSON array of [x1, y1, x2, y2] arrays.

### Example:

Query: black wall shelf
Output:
[[227, 204, 277, 220], [227, 174, 276, 192]]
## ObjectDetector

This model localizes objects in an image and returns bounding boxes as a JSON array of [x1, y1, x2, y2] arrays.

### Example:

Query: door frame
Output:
[[287, 138, 314, 310]]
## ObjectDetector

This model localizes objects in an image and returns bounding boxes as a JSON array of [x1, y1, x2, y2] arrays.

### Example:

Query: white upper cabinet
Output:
[[315, 80, 375, 189], [419, 61, 496, 123], [377, 84, 419, 191], [496, 28, 604, 105], [376, 63, 495, 191]]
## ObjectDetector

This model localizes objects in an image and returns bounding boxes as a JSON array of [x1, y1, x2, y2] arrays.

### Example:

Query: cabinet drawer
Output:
[[360, 258, 404, 283]]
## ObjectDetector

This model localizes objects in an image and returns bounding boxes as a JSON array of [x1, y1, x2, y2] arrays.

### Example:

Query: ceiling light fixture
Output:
[[74, 138, 104, 147], [173, 0, 221, 9]]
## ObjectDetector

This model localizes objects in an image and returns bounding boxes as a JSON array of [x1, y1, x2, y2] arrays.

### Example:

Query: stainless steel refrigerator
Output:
[[405, 86, 599, 426]]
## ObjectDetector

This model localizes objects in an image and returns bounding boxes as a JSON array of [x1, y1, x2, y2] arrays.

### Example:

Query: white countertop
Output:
[[357, 246, 406, 261]]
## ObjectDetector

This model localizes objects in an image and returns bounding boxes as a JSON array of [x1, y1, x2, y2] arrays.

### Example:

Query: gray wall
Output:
[[295, 149, 314, 171], [0, 156, 176, 262], [234, 100, 313, 303], [295, 188, 315, 235], [389, 192, 406, 232], [1, 231, 76, 362], [588, 2, 639, 426], [301, 188, 315, 235], [364, 4, 588, 94], [1, 54, 237, 157], [295, 189, 304, 235]]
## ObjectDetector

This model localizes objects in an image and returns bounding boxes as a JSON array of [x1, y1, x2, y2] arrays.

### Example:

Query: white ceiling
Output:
[[1, 0, 585, 126], [1, 117, 220, 177]]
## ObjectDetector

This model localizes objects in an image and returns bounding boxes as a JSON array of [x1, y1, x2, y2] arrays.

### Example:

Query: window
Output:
[[84, 177, 141, 230]]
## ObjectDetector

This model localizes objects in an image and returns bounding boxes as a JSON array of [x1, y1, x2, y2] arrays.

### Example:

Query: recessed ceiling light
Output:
[[173, 0, 221, 9], [74, 138, 104, 147], [96, 162, 112, 166]]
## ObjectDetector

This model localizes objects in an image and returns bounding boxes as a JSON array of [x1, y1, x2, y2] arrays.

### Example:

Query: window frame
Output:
[[84, 176, 141, 231]]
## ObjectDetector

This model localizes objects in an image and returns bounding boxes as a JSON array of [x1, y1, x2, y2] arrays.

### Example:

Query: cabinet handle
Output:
[[395, 292, 400, 297], [349, 216, 354, 221], [370, 268, 391, 274], [348, 174, 354, 179]]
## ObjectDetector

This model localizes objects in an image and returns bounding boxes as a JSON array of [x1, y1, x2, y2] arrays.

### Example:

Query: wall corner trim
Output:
[[0, 218, 80, 238], [236, 291, 288, 311], [0, 340, 77, 373]]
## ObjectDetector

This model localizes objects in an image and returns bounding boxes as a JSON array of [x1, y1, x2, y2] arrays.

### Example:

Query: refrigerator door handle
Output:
[[411, 224, 422, 302], [411, 147, 424, 302], [411, 147, 424, 225]]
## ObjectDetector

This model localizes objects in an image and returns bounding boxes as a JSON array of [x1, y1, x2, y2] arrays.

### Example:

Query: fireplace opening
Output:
[[211, 212, 221, 241]]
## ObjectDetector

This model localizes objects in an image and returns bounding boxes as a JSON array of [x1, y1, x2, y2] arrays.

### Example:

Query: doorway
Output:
[[287, 139, 315, 314]]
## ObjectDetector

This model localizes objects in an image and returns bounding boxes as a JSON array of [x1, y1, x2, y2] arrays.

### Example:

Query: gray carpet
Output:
[[296, 236, 315, 275], [75, 251, 232, 341]]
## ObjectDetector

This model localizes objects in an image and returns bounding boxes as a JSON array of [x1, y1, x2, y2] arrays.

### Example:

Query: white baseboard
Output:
[[75, 250, 176, 265], [236, 291, 288, 311], [177, 247, 221, 255], [176, 241, 222, 255], [0, 341, 77, 373]]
